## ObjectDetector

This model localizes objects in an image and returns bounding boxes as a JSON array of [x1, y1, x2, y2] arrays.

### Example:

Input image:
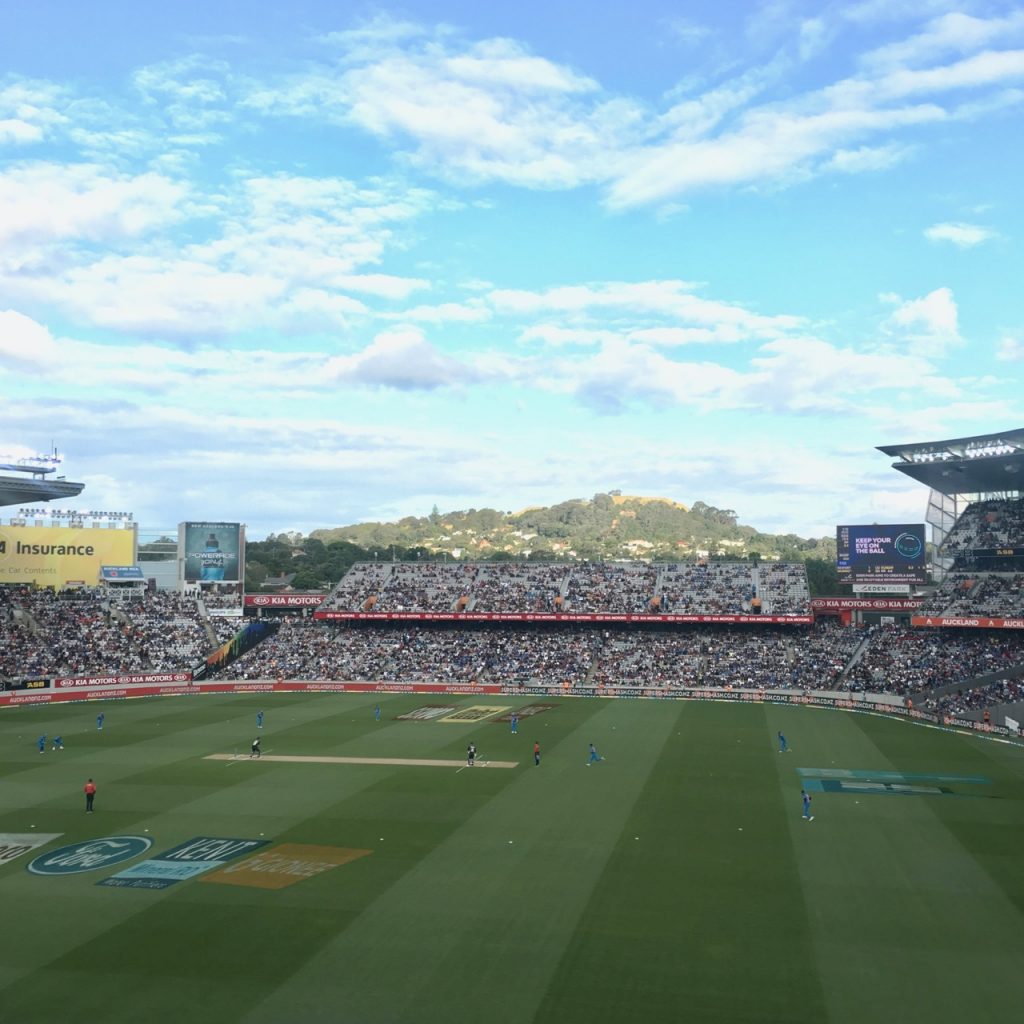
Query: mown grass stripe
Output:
[[533, 702, 829, 1024]]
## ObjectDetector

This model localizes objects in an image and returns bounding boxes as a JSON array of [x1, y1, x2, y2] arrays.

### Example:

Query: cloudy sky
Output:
[[1, 0, 1022, 540]]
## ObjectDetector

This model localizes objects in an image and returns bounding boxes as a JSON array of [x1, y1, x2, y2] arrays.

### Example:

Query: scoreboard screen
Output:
[[836, 524, 927, 585]]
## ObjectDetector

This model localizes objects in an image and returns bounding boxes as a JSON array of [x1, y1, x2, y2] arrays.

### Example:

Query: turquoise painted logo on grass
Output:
[[99, 836, 269, 890], [797, 768, 991, 785], [797, 768, 991, 797], [802, 779, 953, 796], [27, 836, 153, 875]]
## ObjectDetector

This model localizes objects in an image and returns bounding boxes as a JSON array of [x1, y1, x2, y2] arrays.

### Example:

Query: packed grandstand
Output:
[[3, 498, 1024, 723]]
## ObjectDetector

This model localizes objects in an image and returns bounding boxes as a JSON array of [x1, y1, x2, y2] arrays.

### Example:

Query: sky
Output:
[[1, 0, 1022, 541]]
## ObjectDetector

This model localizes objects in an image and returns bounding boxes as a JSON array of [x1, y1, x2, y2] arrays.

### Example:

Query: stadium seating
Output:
[[3, 562, 1023, 715], [317, 559, 811, 617]]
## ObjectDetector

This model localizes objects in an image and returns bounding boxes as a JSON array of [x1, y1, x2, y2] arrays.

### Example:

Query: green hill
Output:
[[309, 493, 835, 563]]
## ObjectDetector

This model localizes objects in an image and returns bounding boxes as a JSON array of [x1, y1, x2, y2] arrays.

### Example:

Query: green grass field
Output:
[[1, 693, 1022, 1024]]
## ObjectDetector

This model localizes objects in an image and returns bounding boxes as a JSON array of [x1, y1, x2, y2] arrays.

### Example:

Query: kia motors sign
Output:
[[245, 594, 324, 607], [811, 597, 924, 611]]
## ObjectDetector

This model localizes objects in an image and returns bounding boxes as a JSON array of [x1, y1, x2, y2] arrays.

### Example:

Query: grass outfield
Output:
[[1, 693, 1022, 1024]]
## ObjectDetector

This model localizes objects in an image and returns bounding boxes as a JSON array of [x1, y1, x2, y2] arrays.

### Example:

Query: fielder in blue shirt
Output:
[[802, 790, 814, 821], [256, 710, 264, 729], [97, 712, 104, 731], [374, 704, 381, 722], [38, 734, 46, 754], [778, 731, 788, 753], [588, 742, 604, 764], [510, 713, 518, 734], [53, 736, 64, 751]]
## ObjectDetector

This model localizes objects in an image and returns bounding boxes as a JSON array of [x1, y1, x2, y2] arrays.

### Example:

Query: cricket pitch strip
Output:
[[205, 754, 519, 768]]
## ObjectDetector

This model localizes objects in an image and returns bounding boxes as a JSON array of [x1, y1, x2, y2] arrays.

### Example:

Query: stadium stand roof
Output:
[[878, 428, 1024, 496], [0, 460, 84, 508]]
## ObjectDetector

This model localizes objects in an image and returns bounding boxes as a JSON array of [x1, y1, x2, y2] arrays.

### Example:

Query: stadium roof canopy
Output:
[[0, 465, 84, 508], [878, 427, 1024, 496]]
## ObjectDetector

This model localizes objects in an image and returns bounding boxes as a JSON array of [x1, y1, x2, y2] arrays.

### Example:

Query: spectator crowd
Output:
[[3, 550, 1024, 717]]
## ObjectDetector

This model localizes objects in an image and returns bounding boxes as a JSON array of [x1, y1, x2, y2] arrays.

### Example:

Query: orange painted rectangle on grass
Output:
[[200, 843, 372, 890]]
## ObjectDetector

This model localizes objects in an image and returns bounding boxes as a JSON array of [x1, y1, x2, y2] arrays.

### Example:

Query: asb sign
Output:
[[27, 836, 153, 875], [0, 525, 136, 589]]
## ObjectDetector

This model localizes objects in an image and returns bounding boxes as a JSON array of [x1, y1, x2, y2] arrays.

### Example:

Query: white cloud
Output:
[[489, 280, 803, 339], [996, 335, 1024, 361], [665, 17, 712, 47], [0, 79, 67, 144], [381, 301, 490, 325], [827, 142, 911, 172], [132, 55, 232, 132], [744, 336, 959, 411], [883, 287, 961, 352], [877, 48, 1024, 101], [863, 11, 1024, 70], [229, 13, 1024, 208], [0, 309, 60, 365], [0, 163, 188, 247], [924, 221, 997, 247], [325, 328, 479, 390], [0, 168, 437, 338], [0, 118, 43, 144]]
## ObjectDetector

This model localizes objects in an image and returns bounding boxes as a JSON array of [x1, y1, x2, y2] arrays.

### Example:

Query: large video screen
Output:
[[836, 524, 927, 585], [0, 524, 136, 588], [180, 522, 244, 582]]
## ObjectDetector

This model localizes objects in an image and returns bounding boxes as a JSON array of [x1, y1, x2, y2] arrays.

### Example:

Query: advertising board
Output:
[[179, 522, 244, 583], [0, 524, 136, 589], [836, 524, 927, 585]]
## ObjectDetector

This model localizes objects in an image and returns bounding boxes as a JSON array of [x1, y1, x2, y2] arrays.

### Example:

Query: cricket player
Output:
[[778, 731, 788, 753], [510, 713, 518, 735], [256, 710, 264, 729], [97, 712, 104, 731], [588, 742, 603, 765], [38, 734, 46, 754], [802, 790, 814, 821], [467, 742, 476, 767], [250, 737, 261, 759], [533, 741, 541, 766], [53, 736, 64, 751], [374, 704, 381, 722]]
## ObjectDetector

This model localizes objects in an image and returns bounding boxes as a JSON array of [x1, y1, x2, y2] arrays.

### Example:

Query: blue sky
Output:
[[1, 1, 1022, 540]]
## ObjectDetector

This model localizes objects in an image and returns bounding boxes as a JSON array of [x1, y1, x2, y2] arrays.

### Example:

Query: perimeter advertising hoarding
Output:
[[0, 525, 136, 589], [179, 522, 244, 583], [836, 524, 927, 585], [313, 611, 814, 624]]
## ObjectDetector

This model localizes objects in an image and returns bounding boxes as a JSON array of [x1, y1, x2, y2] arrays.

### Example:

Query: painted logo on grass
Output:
[[494, 704, 556, 722], [397, 705, 456, 721], [0, 833, 63, 866], [99, 836, 269, 890], [797, 768, 992, 798], [200, 843, 372, 890], [28, 836, 152, 875], [438, 705, 510, 724]]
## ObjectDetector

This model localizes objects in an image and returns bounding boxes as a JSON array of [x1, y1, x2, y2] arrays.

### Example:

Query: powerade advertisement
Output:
[[836, 523, 927, 585], [180, 522, 243, 583]]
